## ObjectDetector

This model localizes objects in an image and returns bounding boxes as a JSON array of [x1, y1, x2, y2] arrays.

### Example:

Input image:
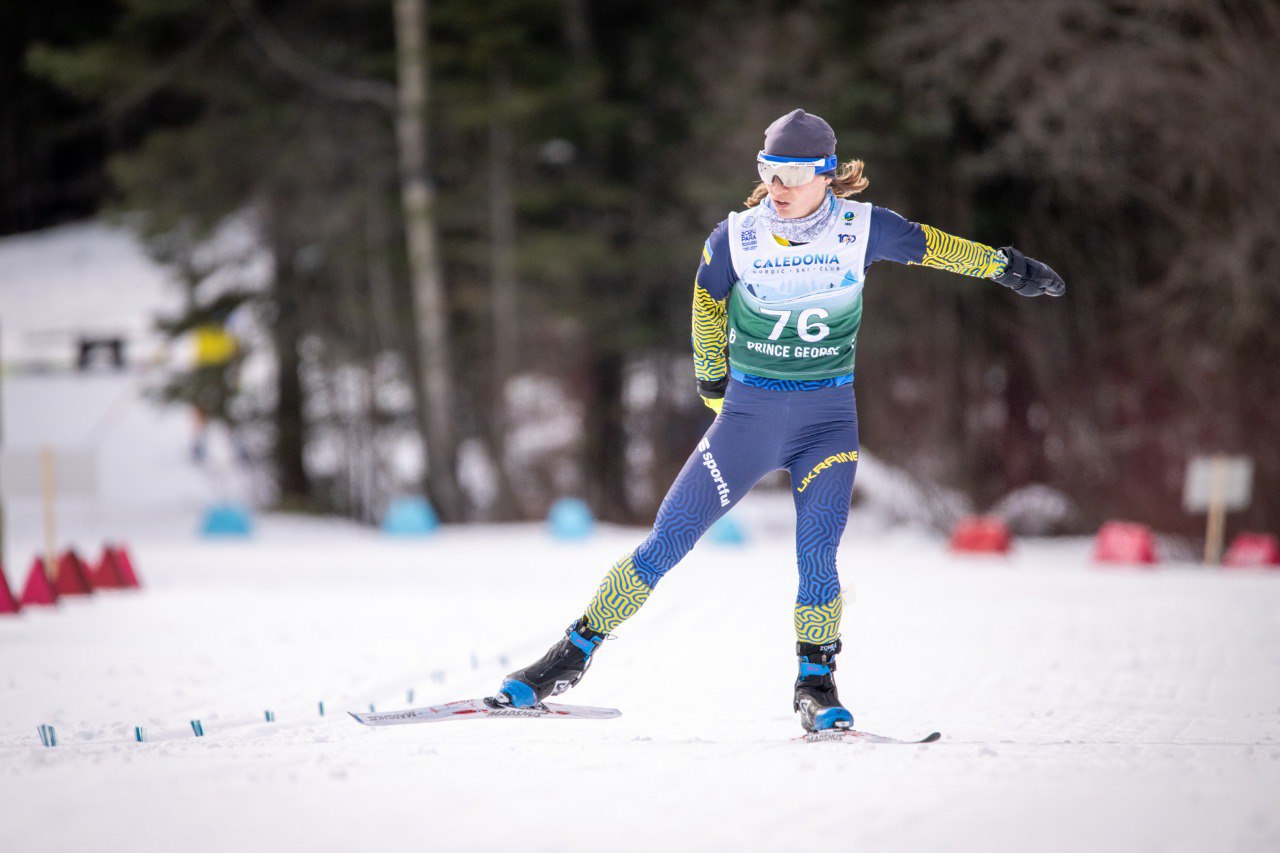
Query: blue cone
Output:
[[382, 496, 439, 536], [707, 514, 747, 546], [200, 502, 254, 537], [548, 498, 594, 540]]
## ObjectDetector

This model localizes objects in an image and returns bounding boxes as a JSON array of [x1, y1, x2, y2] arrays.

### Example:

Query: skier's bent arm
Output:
[[691, 221, 736, 412], [692, 282, 727, 412], [868, 207, 1066, 297]]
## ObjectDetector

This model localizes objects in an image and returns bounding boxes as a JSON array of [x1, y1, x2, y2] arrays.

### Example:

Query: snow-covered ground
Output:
[[3, 376, 1279, 853], [2, 223, 1278, 852]]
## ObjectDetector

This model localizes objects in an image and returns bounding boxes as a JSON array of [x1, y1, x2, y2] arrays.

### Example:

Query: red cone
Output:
[[1223, 533, 1280, 569], [112, 544, 141, 588], [949, 516, 1013, 555], [55, 550, 95, 596], [20, 557, 59, 606], [1094, 521, 1158, 566], [0, 564, 20, 615], [91, 547, 125, 588]]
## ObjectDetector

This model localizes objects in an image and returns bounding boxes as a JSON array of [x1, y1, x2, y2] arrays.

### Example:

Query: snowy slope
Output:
[[0, 221, 181, 366], [0, 220, 249, 544], [0, 217, 267, 368]]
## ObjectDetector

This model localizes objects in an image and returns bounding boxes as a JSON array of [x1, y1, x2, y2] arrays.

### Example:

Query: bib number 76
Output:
[[760, 308, 830, 343]]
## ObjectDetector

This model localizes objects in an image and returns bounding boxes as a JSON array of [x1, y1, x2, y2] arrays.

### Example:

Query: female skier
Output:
[[495, 109, 1065, 732]]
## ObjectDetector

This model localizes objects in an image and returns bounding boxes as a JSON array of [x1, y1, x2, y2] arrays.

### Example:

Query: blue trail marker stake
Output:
[[407, 688, 414, 704], [318, 701, 325, 717], [190, 720, 204, 737], [264, 710, 275, 723], [38, 724, 57, 747], [134, 727, 147, 743], [368, 703, 376, 713]]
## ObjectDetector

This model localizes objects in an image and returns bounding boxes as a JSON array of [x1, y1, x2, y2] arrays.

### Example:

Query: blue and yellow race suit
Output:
[[582, 198, 1007, 644]]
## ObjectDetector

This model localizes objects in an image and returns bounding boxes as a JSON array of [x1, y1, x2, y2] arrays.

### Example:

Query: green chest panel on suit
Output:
[[725, 200, 870, 381]]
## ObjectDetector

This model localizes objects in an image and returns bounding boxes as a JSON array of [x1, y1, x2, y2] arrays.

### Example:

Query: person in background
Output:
[[188, 322, 241, 464]]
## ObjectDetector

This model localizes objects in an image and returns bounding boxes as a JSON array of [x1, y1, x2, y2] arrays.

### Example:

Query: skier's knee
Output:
[[631, 536, 682, 587]]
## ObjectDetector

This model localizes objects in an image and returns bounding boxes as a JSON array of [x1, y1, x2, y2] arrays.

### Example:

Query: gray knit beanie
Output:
[[763, 109, 837, 159]]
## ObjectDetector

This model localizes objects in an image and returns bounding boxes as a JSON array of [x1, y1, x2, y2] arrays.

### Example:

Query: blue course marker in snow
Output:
[[381, 497, 439, 536], [200, 502, 254, 537], [190, 720, 204, 737], [264, 710, 275, 722], [707, 514, 748, 546], [134, 726, 147, 743], [38, 724, 57, 747], [318, 701, 325, 717], [548, 498, 594, 540]]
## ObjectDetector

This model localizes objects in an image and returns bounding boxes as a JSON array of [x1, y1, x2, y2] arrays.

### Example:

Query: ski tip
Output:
[[348, 711, 369, 725], [921, 731, 942, 743]]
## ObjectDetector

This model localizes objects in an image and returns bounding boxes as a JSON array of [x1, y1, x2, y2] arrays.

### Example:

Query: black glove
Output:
[[697, 375, 727, 412], [697, 375, 727, 398], [992, 247, 1066, 297]]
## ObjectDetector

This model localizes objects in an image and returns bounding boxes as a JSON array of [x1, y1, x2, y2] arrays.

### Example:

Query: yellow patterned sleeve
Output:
[[915, 225, 1008, 278], [692, 281, 728, 383]]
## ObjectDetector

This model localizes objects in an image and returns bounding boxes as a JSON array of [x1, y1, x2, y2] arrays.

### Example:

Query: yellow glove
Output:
[[700, 395, 724, 414]]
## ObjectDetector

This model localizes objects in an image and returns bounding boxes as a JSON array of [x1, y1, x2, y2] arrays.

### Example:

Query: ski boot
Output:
[[494, 616, 606, 708], [794, 639, 854, 732]]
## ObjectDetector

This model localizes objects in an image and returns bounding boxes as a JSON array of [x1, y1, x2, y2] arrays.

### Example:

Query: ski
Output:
[[348, 697, 621, 727], [798, 728, 941, 745]]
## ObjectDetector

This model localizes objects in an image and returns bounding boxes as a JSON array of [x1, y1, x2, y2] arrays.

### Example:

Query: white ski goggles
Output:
[[756, 152, 838, 187]]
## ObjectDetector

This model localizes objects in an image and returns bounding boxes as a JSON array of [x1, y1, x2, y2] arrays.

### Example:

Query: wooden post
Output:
[[1203, 454, 1228, 564], [41, 445, 56, 581]]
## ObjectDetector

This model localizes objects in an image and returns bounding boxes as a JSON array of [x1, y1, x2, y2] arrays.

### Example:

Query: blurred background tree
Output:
[[8, 0, 1277, 535], [870, 0, 1280, 531]]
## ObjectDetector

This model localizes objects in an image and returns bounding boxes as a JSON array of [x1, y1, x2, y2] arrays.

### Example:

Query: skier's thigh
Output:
[[644, 406, 781, 563]]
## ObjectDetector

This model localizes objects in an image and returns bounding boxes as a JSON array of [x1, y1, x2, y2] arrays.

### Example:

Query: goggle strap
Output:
[[758, 152, 838, 172]]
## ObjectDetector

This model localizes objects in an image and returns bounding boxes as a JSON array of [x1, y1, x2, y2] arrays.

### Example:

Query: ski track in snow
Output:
[[2, 229, 1280, 852]]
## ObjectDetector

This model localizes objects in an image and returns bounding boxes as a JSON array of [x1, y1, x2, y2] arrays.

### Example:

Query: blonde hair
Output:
[[744, 158, 869, 208]]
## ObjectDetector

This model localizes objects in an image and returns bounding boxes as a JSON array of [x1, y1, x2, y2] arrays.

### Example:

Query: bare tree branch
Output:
[[228, 0, 396, 110]]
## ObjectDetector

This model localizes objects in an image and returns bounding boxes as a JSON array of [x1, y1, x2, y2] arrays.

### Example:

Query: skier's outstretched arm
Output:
[[691, 221, 736, 412], [867, 206, 1065, 297]]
